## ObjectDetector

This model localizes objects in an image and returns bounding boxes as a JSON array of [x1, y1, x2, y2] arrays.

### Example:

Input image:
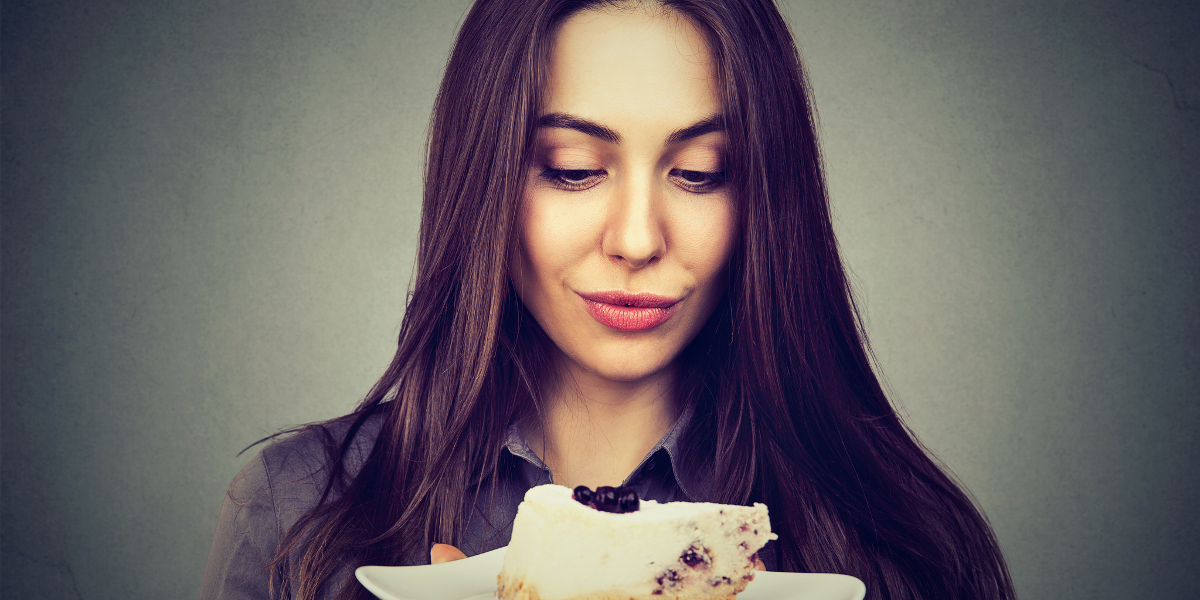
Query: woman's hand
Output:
[[430, 543, 467, 564], [754, 557, 766, 571]]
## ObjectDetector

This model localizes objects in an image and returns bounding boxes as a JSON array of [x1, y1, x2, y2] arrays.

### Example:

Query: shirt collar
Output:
[[501, 421, 548, 470], [501, 401, 712, 502]]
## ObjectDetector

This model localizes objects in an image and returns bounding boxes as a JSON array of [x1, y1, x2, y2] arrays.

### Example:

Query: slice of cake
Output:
[[497, 484, 776, 600]]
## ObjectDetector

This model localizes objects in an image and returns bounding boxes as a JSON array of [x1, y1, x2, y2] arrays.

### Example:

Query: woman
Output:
[[201, 1, 1015, 599]]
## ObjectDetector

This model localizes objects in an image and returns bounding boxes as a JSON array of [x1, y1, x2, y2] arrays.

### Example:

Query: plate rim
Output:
[[355, 547, 865, 600]]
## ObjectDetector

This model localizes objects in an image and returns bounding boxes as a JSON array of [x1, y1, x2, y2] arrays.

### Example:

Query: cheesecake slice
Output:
[[497, 484, 776, 600]]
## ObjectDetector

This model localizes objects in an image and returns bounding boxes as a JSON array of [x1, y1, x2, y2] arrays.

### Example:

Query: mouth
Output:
[[576, 290, 682, 332]]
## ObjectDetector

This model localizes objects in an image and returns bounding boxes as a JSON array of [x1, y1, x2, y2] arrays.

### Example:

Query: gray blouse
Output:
[[199, 405, 773, 599]]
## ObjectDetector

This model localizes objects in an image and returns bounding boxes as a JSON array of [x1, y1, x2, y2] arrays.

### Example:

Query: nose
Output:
[[601, 175, 666, 269]]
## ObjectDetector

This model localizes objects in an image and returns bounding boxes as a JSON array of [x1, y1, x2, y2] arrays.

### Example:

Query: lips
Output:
[[577, 291, 682, 331]]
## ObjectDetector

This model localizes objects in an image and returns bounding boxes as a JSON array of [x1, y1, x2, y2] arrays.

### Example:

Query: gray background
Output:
[[2, 0, 1196, 598]]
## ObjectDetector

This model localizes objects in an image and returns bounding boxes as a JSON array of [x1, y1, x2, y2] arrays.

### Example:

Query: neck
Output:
[[525, 357, 679, 490]]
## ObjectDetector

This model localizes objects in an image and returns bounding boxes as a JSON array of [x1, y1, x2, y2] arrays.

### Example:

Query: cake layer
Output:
[[497, 485, 776, 600]]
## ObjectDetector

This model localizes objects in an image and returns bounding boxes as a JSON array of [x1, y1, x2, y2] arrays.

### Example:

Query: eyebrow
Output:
[[536, 113, 620, 144], [535, 112, 725, 145], [666, 114, 725, 144]]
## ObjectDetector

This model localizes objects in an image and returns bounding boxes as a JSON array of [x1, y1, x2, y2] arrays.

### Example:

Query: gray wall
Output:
[[2, 0, 1196, 598]]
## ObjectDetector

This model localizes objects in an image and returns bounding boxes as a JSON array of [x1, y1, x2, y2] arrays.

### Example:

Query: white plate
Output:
[[355, 547, 865, 600]]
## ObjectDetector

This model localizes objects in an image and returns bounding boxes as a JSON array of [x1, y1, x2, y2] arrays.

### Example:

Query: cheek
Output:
[[671, 198, 739, 281], [514, 190, 601, 287]]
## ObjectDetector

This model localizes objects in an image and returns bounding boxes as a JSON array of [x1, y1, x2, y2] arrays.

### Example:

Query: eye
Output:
[[670, 168, 726, 193], [540, 167, 606, 191]]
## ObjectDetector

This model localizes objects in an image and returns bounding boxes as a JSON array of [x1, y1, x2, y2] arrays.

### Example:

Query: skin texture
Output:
[[434, 5, 739, 561]]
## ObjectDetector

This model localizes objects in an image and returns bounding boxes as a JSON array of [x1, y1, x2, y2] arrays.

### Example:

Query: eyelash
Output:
[[670, 168, 727, 193], [538, 167, 727, 193], [540, 168, 605, 191]]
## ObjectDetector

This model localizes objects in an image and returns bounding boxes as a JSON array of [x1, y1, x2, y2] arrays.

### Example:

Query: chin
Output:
[[571, 347, 681, 383]]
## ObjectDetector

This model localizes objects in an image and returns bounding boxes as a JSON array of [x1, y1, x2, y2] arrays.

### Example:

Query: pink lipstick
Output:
[[577, 291, 681, 332]]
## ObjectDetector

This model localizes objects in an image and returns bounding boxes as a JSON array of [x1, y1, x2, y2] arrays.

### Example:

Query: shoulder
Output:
[[219, 410, 385, 548], [200, 411, 385, 599], [251, 411, 384, 523]]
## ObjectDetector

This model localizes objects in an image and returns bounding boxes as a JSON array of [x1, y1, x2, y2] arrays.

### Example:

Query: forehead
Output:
[[544, 7, 720, 127]]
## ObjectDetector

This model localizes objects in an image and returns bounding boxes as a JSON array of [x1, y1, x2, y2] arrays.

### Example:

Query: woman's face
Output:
[[511, 7, 737, 384]]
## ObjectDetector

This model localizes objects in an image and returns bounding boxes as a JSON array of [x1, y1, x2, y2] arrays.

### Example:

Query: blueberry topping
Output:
[[594, 486, 618, 511], [618, 487, 640, 512], [572, 486, 593, 505], [570, 485, 641, 513]]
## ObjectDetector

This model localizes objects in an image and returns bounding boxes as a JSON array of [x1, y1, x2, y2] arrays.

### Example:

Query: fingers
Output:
[[754, 557, 766, 571], [430, 543, 468, 564]]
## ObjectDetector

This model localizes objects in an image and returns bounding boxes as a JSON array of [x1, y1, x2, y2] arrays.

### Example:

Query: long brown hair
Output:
[[267, 1, 1016, 599]]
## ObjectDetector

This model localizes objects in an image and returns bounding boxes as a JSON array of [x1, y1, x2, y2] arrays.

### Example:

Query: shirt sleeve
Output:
[[199, 452, 281, 600]]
